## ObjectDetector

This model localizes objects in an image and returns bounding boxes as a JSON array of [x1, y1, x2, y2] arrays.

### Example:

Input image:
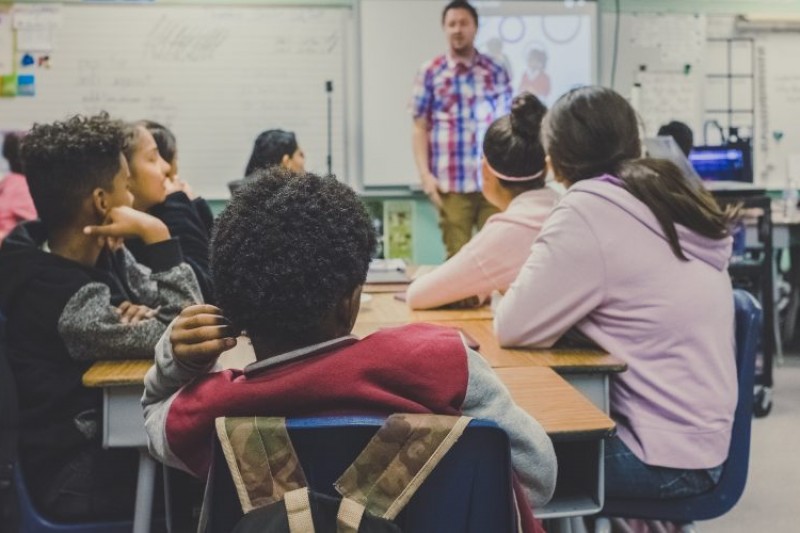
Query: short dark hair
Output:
[[657, 121, 694, 157], [2, 131, 24, 174], [140, 120, 177, 163], [483, 92, 547, 192], [544, 86, 736, 260], [211, 168, 376, 343], [442, 0, 478, 26], [21, 113, 125, 230], [244, 129, 298, 177]]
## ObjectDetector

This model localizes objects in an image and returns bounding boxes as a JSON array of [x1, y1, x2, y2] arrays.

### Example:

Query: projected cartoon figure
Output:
[[518, 44, 551, 99], [486, 37, 513, 80]]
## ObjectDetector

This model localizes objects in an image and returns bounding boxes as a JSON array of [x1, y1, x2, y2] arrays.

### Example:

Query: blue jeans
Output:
[[604, 436, 723, 499]]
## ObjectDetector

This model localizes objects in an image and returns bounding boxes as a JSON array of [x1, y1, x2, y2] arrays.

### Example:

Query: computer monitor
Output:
[[689, 145, 752, 182]]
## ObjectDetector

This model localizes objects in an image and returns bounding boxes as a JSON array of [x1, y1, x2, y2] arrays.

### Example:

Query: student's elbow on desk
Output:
[[405, 278, 438, 310], [493, 316, 557, 349]]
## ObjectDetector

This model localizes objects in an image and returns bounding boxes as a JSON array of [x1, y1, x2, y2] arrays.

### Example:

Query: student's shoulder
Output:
[[362, 323, 467, 356]]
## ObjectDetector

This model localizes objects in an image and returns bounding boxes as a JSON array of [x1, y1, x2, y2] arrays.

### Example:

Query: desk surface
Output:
[[357, 292, 493, 323], [496, 367, 614, 440], [83, 359, 614, 439], [363, 265, 430, 294], [353, 319, 626, 374]]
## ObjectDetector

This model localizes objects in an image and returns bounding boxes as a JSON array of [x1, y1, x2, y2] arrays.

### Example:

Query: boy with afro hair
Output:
[[142, 168, 556, 531]]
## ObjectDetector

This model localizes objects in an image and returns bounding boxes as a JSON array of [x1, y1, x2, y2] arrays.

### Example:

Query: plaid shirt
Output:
[[411, 52, 512, 193]]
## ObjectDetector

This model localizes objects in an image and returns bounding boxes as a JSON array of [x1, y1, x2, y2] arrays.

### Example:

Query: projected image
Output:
[[476, 15, 593, 106]]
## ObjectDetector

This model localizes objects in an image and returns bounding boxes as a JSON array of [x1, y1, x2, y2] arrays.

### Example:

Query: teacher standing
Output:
[[411, 0, 513, 258]]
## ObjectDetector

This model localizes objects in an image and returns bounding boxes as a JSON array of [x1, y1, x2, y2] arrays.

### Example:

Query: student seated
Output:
[[0, 131, 37, 242], [142, 120, 215, 231], [0, 113, 202, 521], [494, 86, 738, 500], [123, 121, 214, 302], [406, 93, 559, 309], [657, 120, 694, 157], [142, 168, 556, 531], [228, 129, 305, 194]]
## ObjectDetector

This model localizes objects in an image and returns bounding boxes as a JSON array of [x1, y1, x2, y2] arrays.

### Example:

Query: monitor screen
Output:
[[689, 147, 749, 182]]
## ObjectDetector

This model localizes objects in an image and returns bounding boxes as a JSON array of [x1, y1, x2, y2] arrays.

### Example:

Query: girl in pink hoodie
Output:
[[495, 86, 739, 500], [407, 93, 559, 309]]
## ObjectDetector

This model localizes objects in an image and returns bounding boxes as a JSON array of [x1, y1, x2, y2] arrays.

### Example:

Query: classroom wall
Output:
[[208, 195, 447, 264], [9, 0, 800, 265]]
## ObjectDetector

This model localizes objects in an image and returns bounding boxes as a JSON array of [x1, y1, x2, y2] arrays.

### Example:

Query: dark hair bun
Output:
[[510, 92, 547, 139]]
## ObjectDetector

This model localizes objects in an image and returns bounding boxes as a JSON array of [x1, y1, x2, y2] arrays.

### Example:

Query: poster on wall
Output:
[[475, 9, 594, 106]]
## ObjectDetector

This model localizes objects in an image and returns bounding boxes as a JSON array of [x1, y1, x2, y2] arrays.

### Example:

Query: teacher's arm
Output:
[[412, 117, 442, 208]]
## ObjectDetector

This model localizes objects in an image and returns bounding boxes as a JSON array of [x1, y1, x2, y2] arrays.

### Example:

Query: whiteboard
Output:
[[359, 0, 597, 188], [756, 35, 800, 187], [0, 4, 350, 199]]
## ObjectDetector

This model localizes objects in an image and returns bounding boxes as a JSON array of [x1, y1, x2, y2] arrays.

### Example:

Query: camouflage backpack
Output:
[[213, 414, 473, 533]]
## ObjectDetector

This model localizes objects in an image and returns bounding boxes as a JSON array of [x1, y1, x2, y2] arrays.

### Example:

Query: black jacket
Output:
[[0, 221, 199, 500], [127, 191, 214, 302]]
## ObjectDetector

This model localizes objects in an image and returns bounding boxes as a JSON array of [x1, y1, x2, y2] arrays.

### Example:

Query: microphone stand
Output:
[[326, 80, 333, 176]]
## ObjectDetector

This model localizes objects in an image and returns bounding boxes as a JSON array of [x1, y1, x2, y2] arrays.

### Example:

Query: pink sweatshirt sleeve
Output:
[[7, 174, 37, 220], [494, 204, 606, 348], [406, 220, 532, 309]]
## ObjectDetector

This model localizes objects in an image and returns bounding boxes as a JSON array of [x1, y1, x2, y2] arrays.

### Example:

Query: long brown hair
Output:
[[543, 86, 738, 260]]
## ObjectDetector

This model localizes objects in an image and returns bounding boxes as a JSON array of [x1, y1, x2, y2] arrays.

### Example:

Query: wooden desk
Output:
[[354, 319, 626, 412], [84, 359, 614, 522], [362, 265, 434, 294], [356, 292, 493, 324], [84, 360, 157, 533], [82, 360, 613, 441]]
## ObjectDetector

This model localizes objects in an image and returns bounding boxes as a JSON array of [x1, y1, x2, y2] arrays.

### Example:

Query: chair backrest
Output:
[[601, 288, 762, 521], [203, 416, 516, 533]]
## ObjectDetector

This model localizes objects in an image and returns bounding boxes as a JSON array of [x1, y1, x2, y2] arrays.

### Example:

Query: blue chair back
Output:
[[601, 288, 761, 521], [0, 312, 132, 533], [203, 416, 517, 533], [13, 464, 133, 533]]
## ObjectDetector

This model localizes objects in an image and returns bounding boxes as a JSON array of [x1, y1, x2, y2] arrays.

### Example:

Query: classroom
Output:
[[1, 0, 799, 532]]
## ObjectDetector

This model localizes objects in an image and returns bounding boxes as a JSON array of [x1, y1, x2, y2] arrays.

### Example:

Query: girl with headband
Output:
[[407, 92, 559, 309]]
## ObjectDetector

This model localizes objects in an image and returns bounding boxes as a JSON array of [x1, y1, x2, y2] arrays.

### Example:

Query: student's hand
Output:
[[175, 177, 196, 200], [83, 206, 170, 245], [170, 304, 238, 367], [116, 301, 159, 325], [165, 176, 196, 200], [104, 236, 125, 253], [420, 172, 443, 209]]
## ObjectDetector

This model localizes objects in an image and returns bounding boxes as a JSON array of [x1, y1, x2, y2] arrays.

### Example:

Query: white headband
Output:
[[485, 159, 545, 182]]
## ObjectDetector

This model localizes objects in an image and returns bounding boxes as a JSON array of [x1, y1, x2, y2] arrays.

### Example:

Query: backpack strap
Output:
[[215, 417, 309, 513], [335, 413, 472, 523]]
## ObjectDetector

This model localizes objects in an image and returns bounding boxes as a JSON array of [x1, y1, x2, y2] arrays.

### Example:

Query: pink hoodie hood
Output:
[[574, 175, 733, 272]]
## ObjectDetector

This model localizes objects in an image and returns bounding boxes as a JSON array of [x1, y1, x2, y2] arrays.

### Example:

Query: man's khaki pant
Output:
[[438, 191, 499, 258]]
